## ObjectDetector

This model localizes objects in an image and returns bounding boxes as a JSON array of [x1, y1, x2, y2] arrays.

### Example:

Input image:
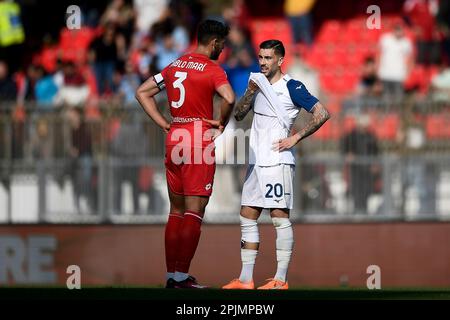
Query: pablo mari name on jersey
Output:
[[171, 59, 207, 72]]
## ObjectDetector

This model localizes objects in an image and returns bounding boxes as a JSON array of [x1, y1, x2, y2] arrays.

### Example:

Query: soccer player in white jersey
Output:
[[222, 40, 330, 290]]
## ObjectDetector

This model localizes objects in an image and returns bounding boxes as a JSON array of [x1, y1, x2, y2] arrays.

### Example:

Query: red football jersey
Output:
[[155, 53, 229, 120]]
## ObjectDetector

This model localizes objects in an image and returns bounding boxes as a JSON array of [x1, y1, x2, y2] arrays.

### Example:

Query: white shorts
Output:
[[241, 164, 295, 209]]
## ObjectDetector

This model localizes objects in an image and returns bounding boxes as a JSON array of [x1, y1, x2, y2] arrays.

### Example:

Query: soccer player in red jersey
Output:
[[136, 20, 235, 288]]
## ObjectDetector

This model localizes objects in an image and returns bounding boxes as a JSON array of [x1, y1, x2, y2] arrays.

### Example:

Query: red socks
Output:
[[165, 213, 184, 273], [175, 211, 203, 273]]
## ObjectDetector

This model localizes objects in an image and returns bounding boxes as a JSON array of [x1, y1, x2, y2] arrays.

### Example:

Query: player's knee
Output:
[[240, 215, 259, 244], [170, 206, 185, 215], [272, 217, 294, 250], [272, 217, 292, 229]]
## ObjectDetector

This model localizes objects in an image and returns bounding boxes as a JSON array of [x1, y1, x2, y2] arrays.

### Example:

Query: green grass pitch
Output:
[[2, 287, 450, 300]]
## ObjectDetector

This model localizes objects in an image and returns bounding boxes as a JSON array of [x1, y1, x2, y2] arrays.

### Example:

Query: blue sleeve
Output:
[[287, 79, 319, 113]]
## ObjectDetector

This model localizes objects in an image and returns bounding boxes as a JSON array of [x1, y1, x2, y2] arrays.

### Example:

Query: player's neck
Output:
[[267, 70, 283, 84], [193, 45, 211, 59]]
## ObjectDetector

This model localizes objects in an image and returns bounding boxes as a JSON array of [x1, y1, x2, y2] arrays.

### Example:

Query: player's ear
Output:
[[278, 56, 284, 66]]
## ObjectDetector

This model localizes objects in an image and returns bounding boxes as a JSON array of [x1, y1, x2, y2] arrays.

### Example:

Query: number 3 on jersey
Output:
[[171, 71, 187, 108]]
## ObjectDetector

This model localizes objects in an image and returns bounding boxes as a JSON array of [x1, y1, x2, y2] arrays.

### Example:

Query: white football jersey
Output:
[[249, 74, 319, 166]]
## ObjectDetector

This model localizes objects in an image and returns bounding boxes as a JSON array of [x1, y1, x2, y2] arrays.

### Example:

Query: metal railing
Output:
[[0, 99, 450, 224]]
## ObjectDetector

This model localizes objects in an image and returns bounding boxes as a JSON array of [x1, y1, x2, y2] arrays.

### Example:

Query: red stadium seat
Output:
[[319, 70, 335, 93], [312, 119, 340, 140], [360, 28, 382, 44], [250, 19, 293, 51], [374, 113, 399, 140], [317, 20, 342, 44], [343, 115, 356, 133], [426, 114, 450, 139], [333, 47, 349, 66], [404, 65, 427, 92], [306, 44, 330, 68]]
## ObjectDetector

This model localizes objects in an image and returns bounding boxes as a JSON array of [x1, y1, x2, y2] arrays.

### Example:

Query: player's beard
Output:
[[210, 47, 221, 60], [261, 66, 275, 80]]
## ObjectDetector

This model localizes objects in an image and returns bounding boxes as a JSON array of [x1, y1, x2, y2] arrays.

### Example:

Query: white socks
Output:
[[174, 271, 189, 282], [237, 216, 293, 283], [166, 272, 175, 280], [272, 217, 293, 282], [239, 249, 258, 283], [239, 216, 259, 283]]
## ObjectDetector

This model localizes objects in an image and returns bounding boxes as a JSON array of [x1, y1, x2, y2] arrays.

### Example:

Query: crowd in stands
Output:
[[0, 0, 449, 145], [0, 1, 448, 111], [1, 0, 449, 216]]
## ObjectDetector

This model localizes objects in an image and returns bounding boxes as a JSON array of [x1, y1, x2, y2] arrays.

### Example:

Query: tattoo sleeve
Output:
[[297, 103, 331, 141], [234, 89, 257, 121]]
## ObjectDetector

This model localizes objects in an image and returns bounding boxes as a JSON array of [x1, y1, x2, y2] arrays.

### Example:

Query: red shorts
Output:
[[165, 144, 216, 196]]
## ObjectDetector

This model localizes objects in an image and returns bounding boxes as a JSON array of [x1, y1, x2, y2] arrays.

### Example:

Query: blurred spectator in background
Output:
[[19, 64, 44, 102], [100, 0, 135, 48], [55, 62, 90, 107], [0, 60, 17, 102], [118, 61, 141, 105], [403, 0, 441, 65], [397, 110, 436, 214], [223, 25, 258, 98], [88, 23, 126, 95], [377, 24, 413, 104], [30, 117, 53, 161], [284, 0, 315, 46], [152, 18, 188, 72], [110, 111, 150, 214], [30, 117, 54, 215], [66, 107, 95, 214], [0, 0, 25, 74], [133, 0, 169, 41], [358, 57, 384, 98], [437, 0, 450, 63], [287, 50, 320, 97], [222, 0, 250, 32], [135, 39, 157, 80], [341, 114, 380, 214], [52, 59, 65, 90], [202, 0, 229, 21], [430, 61, 450, 102], [35, 69, 59, 109], [343, 57, 383, 113], [298, 147, 331, 213]]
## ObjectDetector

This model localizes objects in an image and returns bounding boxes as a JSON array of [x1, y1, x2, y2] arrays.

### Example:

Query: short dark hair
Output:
[[259, 40, 285, 57], [197, 19, 230, 45]]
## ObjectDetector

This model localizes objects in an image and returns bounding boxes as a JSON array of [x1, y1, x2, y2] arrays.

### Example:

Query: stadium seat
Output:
[[319, 70, 335, 93], [426, 114, 450, 139], [317, 20, 342, 44], [374, 113, 399, 140], [343, 115, 356, 133], [250, 19, 293, 51], [312, 118, 340, 140], [333, 47, 349, 66], [404, 65, 427, 92], [306, 44, 330, 68]]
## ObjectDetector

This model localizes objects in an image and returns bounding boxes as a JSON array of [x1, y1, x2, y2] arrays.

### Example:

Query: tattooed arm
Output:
[[234, 80, 259, 121], [274, 102, 331, 151]]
